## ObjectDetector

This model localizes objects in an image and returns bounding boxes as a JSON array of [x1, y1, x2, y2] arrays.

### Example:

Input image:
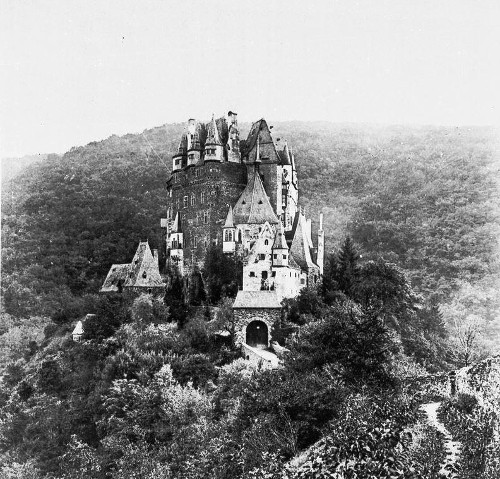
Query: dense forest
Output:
[[1, 121, 499, 477]]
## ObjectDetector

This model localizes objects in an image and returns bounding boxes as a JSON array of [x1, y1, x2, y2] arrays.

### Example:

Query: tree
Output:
[[203, 246, 241, 304]]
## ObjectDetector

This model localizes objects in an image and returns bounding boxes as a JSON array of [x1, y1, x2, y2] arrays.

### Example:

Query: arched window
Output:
[[191, 194, 195, 206], [264, 239, 269, 245], [201, 191, 205, 204]]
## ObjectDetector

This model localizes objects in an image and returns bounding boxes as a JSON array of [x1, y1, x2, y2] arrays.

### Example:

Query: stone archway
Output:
[[246, 320, 269, 349]]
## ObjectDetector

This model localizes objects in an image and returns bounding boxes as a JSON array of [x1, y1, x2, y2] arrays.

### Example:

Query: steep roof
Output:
[[289, 213, 318, 271], [100, 263, 130, 292], [233, 169, 279, 225], [223, 206, 235, 228], [124, 241, 164, 288], [232, 290, 282, 309], [171, 212, 182, 233], [243, 119, 281, 163], [72, 320, 84, 336], [205, 115, 222, 146], [272, 223, 288, 250]]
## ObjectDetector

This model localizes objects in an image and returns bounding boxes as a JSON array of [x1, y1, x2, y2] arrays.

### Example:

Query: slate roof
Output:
[[100, 263, 130, 292], [223, 206, 235, 228], [233, 169, 279, 225], [205, 115, 223, 146], [232, 290, 282, 309], [124, 241, 164, 288]]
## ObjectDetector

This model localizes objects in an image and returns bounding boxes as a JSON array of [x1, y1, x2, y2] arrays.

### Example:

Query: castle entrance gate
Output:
[[246, 320, 268, 349]]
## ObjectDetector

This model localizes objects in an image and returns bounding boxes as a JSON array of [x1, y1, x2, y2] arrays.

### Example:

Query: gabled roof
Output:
[[171, 212, 182, 233], [233, 290, 282, 309], [100, 263, 130, 292], [233, 169, 279, 225], [243, 118, 281, 163], [124, 241, 164, 288], [223, 206, 235, 228]]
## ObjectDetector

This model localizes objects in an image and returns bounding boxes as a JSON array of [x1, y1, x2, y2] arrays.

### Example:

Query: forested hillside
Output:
[[1, 121, 500, 478], [2, 121, 499, 348]]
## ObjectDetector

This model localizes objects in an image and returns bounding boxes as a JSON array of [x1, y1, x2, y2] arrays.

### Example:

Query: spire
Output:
[[206, 114, 222, 145], [272, 221, 288, 250], [223, 205, 235, 228], [171, 212, 182, 233]]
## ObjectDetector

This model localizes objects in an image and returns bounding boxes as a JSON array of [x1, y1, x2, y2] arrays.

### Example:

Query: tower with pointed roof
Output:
[[162, 110, 324, 299]]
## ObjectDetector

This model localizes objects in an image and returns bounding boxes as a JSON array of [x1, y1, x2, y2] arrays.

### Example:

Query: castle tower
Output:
[[227, 111, 241, 163], [204, 114, 224, 162], [169, 212, 184, 274], [223, 206, 236, 253]]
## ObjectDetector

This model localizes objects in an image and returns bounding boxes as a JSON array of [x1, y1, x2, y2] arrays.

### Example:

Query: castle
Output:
[[101, 111, 324, 350]]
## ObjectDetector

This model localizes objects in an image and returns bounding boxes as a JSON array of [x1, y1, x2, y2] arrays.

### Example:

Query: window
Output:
[[283, 254, 287, 260], [264, 239, 269, 245], [142, 271, 147, 278], [300, 278, 306, 284], [204, 236, 208, 248], [191, 194, 195, 206], [271, 271, 276, 277], [188, 154, 194, 161], [262, 271, 268, 279], [249, 272, 255, 277], [175, 158, 180, 165], [201, 191, 205, 204], [193, 236, 198, 248], [195, 168, 199, 178], [273, 254, 277, 259], [259, 254, 265, 260], [183, 196, 188, 208], [204, 211, 209, 224], [224, 230, 233, 242]]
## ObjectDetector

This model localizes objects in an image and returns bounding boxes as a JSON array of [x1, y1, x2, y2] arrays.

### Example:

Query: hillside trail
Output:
[[420, 402, 462, 478]]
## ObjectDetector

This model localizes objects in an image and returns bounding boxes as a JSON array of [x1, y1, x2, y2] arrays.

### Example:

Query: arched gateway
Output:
[[246, 320, 268, 349]]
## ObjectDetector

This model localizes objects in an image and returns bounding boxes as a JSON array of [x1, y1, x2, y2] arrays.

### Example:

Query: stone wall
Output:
[[233, 307, 281, 347], [167, 161, 247, 274]]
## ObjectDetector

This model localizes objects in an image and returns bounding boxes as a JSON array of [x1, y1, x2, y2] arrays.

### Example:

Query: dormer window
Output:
[[142, 271, 147, 278]]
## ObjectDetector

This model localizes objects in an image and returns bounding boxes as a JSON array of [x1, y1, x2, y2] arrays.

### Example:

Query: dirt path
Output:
[[420, 402, 461, 478]]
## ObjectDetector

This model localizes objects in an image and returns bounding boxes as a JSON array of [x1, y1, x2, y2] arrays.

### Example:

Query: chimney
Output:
[[228, 111, 238, 125]]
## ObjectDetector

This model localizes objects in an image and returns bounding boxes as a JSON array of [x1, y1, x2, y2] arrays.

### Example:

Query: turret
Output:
[[169, 212, 184, 272], [173, 134, 187, 172], [187, 132, 202, 167], [317, 212, 324, 275], [205, 114, 224, 162], [227, 111, 241, 163], [222, 206, 236, 253], [272, 222, 289, 267]]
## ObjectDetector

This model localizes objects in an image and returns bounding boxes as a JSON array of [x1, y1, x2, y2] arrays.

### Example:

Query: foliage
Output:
[[439, 394, 499, 478], [203, 245, 241, 304]]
